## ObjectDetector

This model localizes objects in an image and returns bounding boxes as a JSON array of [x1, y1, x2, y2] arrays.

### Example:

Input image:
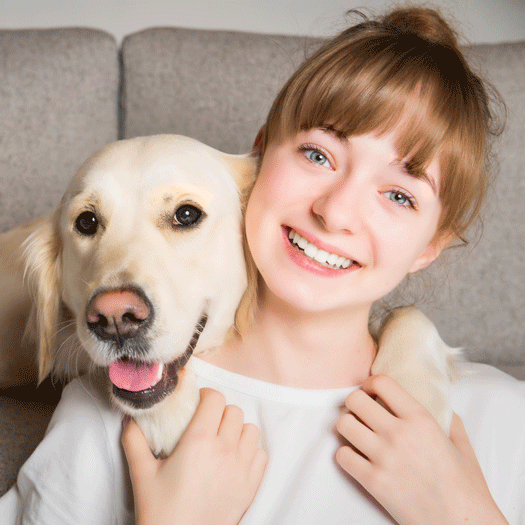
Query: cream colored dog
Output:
[[0, 134, 458, 458], [1, 135, 255, 456]]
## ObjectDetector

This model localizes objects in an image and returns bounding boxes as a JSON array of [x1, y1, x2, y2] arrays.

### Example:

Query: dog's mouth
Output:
[[109, 312, 208, 410]]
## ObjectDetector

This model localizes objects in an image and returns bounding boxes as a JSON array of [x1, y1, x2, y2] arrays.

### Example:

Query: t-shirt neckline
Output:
[[190, 356, 360, 407]]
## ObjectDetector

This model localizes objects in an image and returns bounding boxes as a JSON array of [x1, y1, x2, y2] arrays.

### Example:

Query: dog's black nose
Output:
[[86, 288, 153, 345]]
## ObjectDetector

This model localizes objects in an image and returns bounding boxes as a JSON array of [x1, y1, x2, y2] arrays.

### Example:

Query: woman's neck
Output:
[[204, 288, 377, 389]]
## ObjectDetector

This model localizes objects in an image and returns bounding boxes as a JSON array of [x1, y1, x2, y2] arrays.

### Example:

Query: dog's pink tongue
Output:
[[109, 361, 162, 392]]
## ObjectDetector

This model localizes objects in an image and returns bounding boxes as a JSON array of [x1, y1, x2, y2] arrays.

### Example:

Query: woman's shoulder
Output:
[[454, 360, 525, 397], [452, 360, 525, 435], [453, 361, 525, 521], [49, 374, 121, 436], [9, 375, 131, 524]]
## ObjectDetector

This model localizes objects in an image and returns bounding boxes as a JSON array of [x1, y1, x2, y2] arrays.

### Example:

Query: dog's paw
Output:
[[372, 307, 462, 435]]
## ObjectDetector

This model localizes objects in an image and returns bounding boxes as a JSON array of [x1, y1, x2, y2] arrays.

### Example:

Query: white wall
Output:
[[1, 0, 524, 44]]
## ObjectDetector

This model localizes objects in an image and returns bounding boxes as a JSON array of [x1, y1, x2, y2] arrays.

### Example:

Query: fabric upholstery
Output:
[[121, 27, 320, 153], [0, 28, 119, 233]]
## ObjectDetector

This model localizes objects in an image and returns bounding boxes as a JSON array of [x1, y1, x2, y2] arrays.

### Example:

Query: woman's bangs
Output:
[[292, 50, 452, 179]]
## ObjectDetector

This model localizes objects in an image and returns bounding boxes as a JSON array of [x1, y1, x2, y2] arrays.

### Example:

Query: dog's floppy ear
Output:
[[224, 153, 258, 197], [23, 210, 62, 383]]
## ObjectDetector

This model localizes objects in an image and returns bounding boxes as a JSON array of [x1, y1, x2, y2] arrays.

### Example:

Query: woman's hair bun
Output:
[[382, 7, 460, 49]]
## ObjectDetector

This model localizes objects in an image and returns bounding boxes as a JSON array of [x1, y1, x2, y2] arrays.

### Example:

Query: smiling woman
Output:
[[179, 7, 517, 525], [2, 5, 522, 525]]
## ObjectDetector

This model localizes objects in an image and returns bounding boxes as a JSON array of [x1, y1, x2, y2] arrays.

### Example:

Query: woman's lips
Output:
[[282, 226, 361, 276]]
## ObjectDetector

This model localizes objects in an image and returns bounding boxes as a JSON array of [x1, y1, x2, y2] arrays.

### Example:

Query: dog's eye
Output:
[[173, 204, 203, 227], [75, 211, 98, 235]]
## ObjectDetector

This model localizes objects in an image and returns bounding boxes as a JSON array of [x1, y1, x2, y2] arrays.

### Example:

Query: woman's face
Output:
[[245, 128, 448, 314]]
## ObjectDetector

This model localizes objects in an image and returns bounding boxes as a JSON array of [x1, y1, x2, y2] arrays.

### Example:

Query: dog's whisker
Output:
[[70, 341, 83, 373], [54, 320, 76, 337], [58, 333, 80, 378], [53, 329, 90, 382]]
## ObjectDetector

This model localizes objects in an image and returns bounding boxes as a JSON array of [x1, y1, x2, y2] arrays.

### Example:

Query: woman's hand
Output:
[[336, 375, 509, 525], [122, 388, 268, 525]]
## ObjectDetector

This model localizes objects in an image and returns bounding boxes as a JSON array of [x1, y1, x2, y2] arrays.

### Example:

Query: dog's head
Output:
[[24, 135, 256, 411]]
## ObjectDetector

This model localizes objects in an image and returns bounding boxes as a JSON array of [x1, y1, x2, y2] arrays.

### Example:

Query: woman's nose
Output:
[[311, 178, 365, 233]]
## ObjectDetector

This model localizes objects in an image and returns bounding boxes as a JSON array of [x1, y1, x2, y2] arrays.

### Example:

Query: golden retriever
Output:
[[2, 135, 256, 456], [0, 134, 458, 458]]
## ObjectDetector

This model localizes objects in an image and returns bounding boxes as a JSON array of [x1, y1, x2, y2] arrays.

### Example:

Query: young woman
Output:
[[2, 6, 524, 525], [123, 7, 524, 525]]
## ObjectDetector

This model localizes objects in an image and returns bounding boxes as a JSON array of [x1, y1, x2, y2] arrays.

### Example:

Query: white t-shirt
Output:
[[1, 359, 524, 524]]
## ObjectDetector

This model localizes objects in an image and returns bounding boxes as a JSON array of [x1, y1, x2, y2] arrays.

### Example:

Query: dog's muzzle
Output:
[[109, 312, 208, 409]]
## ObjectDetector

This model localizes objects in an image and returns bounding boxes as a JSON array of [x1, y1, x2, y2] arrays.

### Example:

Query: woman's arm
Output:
[[336, 375, 509, 525], [122, 388, 267, 525]]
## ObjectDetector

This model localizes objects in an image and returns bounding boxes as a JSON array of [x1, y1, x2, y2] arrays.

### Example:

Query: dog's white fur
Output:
[[0, 134, 458, 458], [371, 307, 461, 432]]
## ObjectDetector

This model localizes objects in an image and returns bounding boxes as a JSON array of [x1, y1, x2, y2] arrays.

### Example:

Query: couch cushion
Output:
[[0, 28, 119, 232], [121, 27, 320, 153]]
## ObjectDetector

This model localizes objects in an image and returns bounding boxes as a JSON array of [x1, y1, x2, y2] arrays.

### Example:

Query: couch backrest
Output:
[[120, 27, 321, 153], [0, 28, 119, 232]]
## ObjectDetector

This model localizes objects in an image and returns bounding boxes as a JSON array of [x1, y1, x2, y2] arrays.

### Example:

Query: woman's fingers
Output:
[[121, 416, 157, 488], [251, 446, 268, 478], [243, 425, 268, 494], [122, 389, 267, 525], [239, 423, 262, 457], [336, 410, 379, 459], [339, 375, 447, 472], [218, 404, 245, 443], [335, 444, 372, 483], [359, 374, 431, 425], [184, 387, 227, 438], [449, 413, 482, 469], [343, 383, 398, 435]]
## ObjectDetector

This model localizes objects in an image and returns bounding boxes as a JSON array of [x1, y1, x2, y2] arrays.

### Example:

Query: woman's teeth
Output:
[[288, 230, 353, 269]]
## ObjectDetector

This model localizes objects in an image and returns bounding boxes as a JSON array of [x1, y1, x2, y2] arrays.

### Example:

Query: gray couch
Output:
[[0, 25, 524, 497]]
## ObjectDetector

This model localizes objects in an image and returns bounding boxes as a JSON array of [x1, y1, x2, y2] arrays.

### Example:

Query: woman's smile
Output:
[[283, 226, 360, 274]]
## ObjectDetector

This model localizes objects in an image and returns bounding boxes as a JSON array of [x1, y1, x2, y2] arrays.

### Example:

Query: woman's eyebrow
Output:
[[320, 126, 348, 144], [395, 161, 438, 195]]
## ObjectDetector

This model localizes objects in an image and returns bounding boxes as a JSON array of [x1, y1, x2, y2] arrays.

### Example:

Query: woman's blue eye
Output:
[[305, 149, 331, 167], [385, 191, 415, 208]]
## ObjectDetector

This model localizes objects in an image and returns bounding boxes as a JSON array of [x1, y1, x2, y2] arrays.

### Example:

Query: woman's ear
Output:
[[408, 230, 453, 274]]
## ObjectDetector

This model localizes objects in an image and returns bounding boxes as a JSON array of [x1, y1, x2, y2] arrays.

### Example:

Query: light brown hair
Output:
[[255, 7, 503, 241], [235, 6, 504, 334]]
